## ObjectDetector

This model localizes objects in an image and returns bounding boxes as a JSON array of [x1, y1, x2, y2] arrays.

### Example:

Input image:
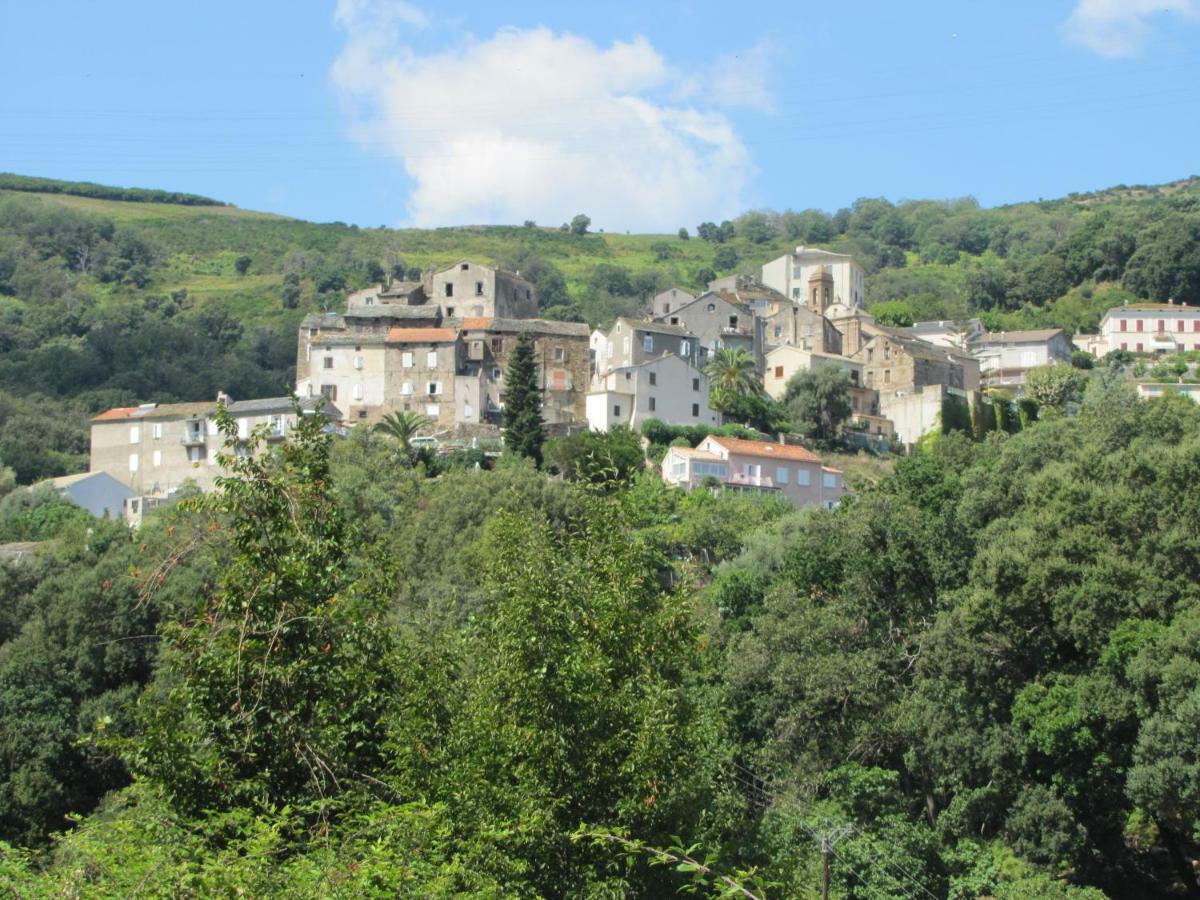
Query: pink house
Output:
[[661, 435, 846, 509]]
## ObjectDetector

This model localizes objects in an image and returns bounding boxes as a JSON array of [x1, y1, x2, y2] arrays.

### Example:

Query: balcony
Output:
[[727, 472, 776, 489], [179, 431, 206, 447]]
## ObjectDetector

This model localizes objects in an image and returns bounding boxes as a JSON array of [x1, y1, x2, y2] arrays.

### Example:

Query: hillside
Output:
[[2, 172, 1200, 483]]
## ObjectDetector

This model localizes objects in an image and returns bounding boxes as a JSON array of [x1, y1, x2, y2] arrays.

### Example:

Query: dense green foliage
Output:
[[0, 173, 225, 206], [502, 331, 546, 464]]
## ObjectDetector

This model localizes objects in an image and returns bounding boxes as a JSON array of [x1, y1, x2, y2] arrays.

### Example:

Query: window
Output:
[[320, 384, 337, 401], [623, 337, 631, 356], [613, 404, 622, 417], [796, 468, 811, 486], [624, 371, 632, 381], [1136, 320, 1144, 332], [867, 348, 874, 362], [401, 382, 413, 395], [425, 404, 440, 418], [884, 344, 892, 360], [663, 303, 670, 314], [692, 377, 700, 391], [426, 350, 438, 367], [460, 263, 469, 271], [648, 396, 656, 411], [187, 446, 203, 463], [776, 466, 789, 485], [1120, 342, 1128, 351], [152, 423, 162, 440], [1194, 321, 1200, 332], [649, 372, 657, 386], [153, 450, 162, 467], [883, 370, 891, 383], [444, 283, 453, 297], [792, 288, 800, 299], [354, 355, 364, 370], [643, 335, 654, 353], [680, 340, 690, 356], [237, 419, 249, 440], [129, 425, 140, 444], [774, 325, 782, 338], [324, 357, 334, 369], [365, 296, 374, 306], [427, 382, 442, 395], [1178, 320, 1185, 333], [446, 307, 454, 317], [692, 403, 700, 416], [475, 281, 484, 296], [352, 384, 363, 401], [1159, 319, 1166, 332], [491, 337, 503, 353], [729, 315, 738, 328], [694, 462, 728, 478], [1120, 320, 1127, 332], [1137, 343, 1144, 352], [402, 352, 414, 368], [464, 401, 473, 419], [554, 347, 565, 362], [129, 453, 139, 473], [606, 341, 614, 359], [823, 472, 838, 489], [706, 303, 715, 312], [670, 316, 680, 325], [492, 368, 502, 379], [774, 365, 784, 378]]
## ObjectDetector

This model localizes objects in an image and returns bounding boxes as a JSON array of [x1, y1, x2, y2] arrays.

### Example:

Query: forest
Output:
[[0, 360, 1198, 897], [2, 174, 1200, 484]]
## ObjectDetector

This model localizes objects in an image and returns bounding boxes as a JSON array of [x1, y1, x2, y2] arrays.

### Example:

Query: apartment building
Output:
[[661, 435, 846, 509], [586, 354, 717, 432], [89, 395, 341, 500], [1097, 302, 1200, 355], [974, 328, 1074, 389]]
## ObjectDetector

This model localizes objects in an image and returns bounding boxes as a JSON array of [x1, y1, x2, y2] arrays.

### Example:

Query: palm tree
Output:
[[705, 346, 760, 414], [374, 411, 431, 451]]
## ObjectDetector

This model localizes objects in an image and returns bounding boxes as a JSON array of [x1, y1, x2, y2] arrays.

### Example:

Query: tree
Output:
[[782, 367, 853, 442], [280, 272, 301, 309], [677, 227, 689, 241], [870, 300, 915, 327], [705, 347, 760, 418], [1026, 365, 1087, 411], [234, 255, 251, 276], [502, 331, 545, 464], [374, 410, 431, 452], [570, 214, 591, 236], [713, 245, 738, 271], [544, 427, 644, 487]]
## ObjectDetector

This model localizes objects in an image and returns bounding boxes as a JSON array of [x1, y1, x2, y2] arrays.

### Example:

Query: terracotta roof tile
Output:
[[386, 327, 459, 343], [708, 436, 822, 463], [92, 406, 140, 422], [461, 317, 493, 330]]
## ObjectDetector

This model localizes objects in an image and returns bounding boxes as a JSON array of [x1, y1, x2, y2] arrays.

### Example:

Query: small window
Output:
[[402, 352, 414, 368], [884, 370, 891, 383], [324, 356, 334, 369], [475, 281, 484, 296], [445, 283, 454, 297], [774, 325, 782, 338], [1136, 320, 1144, 332], [491, 337, 503, 353], [129, 425, 140, 444], [649, 372, 657, 386], [692, 377, 700, 391], [707, 303, 715, 312], [354, 355, 364, 370], [446, 307, 455, 317], [643, 335, 654, 353], [554, 347, 565, 362], [353, 384, 363, 401], [680, 340, 689, 356], [663, 303, 670, 314], [691, 402, 700, 416], [460, 263, 469, 271], [152, 423, 162, 440], [365, 296, 374, 306], [426, 403, 440, 417], [401, 382, 413, 395], [1120, 320, 1127, 332], [426, 350, 438, 367], [797, 468, 811, 486], [152, 450, 162, 467], [427, 382, 441, 395], [776, 466, 789, 485], [129, 453, 139, 473], [670, 316, 680, 325], [320, 384, 337, 401], [649, 396, 656, 411], [613, 404, 622, 417], [823, 472, 838, 489], [492, 368, 502, 379], [774, 365, 784, 378], [729, 315, 738, 328]]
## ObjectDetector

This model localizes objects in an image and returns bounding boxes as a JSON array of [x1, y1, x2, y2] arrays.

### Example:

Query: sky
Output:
[[2, 1, 1199, 232]]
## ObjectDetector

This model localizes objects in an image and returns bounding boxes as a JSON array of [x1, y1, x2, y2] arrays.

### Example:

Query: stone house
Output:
[[384, 327, 463, 428], [850, 332, 970, 395], [661, 435, 846, 509], [650, 287, 695, 319], [89, 395, 341, 501], [427, 260, 537, 319], [655, 292, 764, 370], [586, 354, 717, 432]]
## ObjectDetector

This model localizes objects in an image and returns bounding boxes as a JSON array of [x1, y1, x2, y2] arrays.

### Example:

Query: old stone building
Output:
[[655, 292, 764, 370], [427, 260, 537, 319], [650, 287, 695, 319], [594, 317, 707, 375], [851, 332, 968, 394]]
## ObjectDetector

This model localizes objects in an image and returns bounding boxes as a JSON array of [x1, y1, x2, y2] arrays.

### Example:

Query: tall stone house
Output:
[[654, 292, 765, 371]]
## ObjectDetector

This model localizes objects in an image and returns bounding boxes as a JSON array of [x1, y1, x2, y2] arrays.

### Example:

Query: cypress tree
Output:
[[502, 331, 545, 464]]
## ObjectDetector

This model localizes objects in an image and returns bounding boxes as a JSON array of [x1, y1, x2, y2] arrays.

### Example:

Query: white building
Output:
[[974, 329, 1074, 390], [909, 318, 984, 350], [586, 354, 717, 432], [761, 246, 866, 309], [1097, 302, 1200, 356]]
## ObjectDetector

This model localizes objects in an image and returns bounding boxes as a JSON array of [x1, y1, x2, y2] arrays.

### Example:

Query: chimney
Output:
[[217, 391, 231, 406]]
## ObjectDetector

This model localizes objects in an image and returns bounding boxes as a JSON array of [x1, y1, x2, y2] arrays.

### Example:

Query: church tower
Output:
[[808, 266, 834, 315]]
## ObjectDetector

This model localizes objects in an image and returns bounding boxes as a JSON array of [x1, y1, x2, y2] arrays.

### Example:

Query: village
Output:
[[53, 248, 1199, 525]]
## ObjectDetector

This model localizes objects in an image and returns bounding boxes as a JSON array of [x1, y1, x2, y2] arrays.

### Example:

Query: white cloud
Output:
[[1065, 0, 1200, 57], [331, 3, 758, 230]]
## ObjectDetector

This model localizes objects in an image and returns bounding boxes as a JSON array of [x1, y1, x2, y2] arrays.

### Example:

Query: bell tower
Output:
[[808, 266, 834, 315]]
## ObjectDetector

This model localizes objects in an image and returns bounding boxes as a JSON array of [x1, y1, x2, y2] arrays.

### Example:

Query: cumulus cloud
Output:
[[1065, 0, 1200, 57], [331, 2, 758, 230]]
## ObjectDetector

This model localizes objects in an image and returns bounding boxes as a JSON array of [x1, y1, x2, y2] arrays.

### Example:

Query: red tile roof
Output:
[[92, 407, 140, 421], [708, 436, 822, 463], [461, 317, 494, 330], [386, 327, 459, 343]]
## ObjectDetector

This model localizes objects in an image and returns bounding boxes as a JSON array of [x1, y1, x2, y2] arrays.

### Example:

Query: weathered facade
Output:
[[427, 260, 537, 319], [655, 292, 764, 370], [586, 354, 717, 432], [594, 318, 706, 375]]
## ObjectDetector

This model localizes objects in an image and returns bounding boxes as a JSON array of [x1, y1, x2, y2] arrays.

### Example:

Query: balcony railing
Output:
[[180, 432, 206, 447], [728, 472, 776, 488]]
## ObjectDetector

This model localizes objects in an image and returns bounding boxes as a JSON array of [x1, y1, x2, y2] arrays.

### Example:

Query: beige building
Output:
[[1096, 302, 1200, 356], [761, 246, 867, 309], [594, 318, 706, 375], [851, 332, 977, 395], [89, 395, 340, 501], [662, 435, 846, 509], [384, 327, 463, 428], [650, 287, 695, 319], [974, 328, 1074, 390], [586, 354, 717, 432]]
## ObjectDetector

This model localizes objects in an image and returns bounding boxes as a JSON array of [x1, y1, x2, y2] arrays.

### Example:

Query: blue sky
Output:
[[2, 1, 1199, 231]]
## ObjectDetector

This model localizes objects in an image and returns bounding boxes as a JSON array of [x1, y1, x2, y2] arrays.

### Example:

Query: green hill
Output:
[[2, 171, 1199, 483]]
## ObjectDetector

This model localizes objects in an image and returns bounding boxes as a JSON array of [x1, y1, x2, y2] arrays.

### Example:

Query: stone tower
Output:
[[808, 266, 834, 315]]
